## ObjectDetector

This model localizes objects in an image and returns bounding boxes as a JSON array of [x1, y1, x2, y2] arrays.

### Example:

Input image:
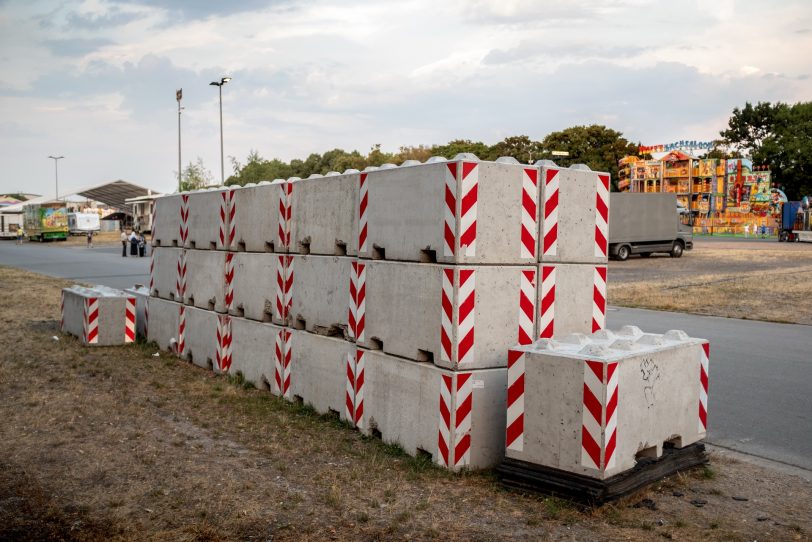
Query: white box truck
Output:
[[68, 212, 101, 235], [609, 193, 693, 260]]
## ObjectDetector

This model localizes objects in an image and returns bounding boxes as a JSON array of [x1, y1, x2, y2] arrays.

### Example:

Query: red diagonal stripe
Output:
[[586, 360, 603, 382], [606, 387, 618, 421], [544, 188, 558, 217], [594, 226, 607, 254], [446, 162, 457, 178], [454, 434, 470, 464], [541, 285, 555, 312], [598, 174, 610, 190], [700, 365, 708, 391], [581, 425, 601, 468], [541, 265, 554, 281], [519, 291, 534, 321], [543, 224, 558, 251], [605, 430, 616, 466], [461, 183, 477, 214], [545, 169, 558, 184], [506, 416, 524, 448], [507, 372, 524, 405], [458, 289, 475, 320], [539, 321, 554, 339], [582, 384, 602, 424], [699, 403, 707, 428], [524, 167, 538, 184], [457, 329, 474, 361], [703, 342, 710, 358], [437, 431, 449, 464], [508, 349, 523, 365], [520, 226, 535, 254], [593, 287, 606, 312], [461, 161, 477, 179], [596, 192, 609, 222]]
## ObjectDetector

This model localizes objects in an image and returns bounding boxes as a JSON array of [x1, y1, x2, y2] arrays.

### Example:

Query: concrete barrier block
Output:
[[287, 330, 355, 421], [124, 285, 149, 339], [181, 305, 218, 369], [356, 349, 507, 470], [288, 255, 352, 336], [184, 188, 221, 250], [151, 247, 183, 301], [229, 316, 281, 390], [60, 285, 136, 346], [289, 171, 359, 256], [184, 249, 227, 313], [229, 180, 290, 253], [152, 193, 182, 247], [505, 328, 709, 480], [538, 164, 610, 264], [358, 261, 537, 369], [228, 252, 278, 322], [536, 263, 607, 340], [146, 296, 181, 352], [361, 158, 539, 264]]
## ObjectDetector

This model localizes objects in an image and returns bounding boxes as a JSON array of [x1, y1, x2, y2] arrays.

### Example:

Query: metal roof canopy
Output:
[[71, 180, 158, 212]]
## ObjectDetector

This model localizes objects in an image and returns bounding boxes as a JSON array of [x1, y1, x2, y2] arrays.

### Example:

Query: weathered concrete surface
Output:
[[124, 285, 150, 339], [360, 260, 535, 369], [229, 252, 278, 322], [185, 188, 225, 250], [290, 172, 359, 256], [361, 159, 537, 264], [61, 285, 133, 346], [152, 193, 182, 247], [229, 316, 281, 390], [146, 296, 180, 351], [359, 349, 507, 470], [538, 164, 609, 264], [507, 327, 707, 480], [229, 181, 286, 253], [181, 305, 218, 369], [184, 249, 227, 313], [288, 255, 352, 337], [151, 246, 183, 301], [537, 263, 605, 338], [288, 330, 355, 421]]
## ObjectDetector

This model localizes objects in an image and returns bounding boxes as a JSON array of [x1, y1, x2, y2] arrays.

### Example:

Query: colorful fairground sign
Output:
[[639, 141, 714, 154]]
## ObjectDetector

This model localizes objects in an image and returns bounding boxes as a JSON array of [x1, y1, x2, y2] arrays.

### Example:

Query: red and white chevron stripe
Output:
[[124, 297, 136, 343], [592, 266, 607, 333], [60, 291, 65, 333], [348, 261, 366, 341], [517, 269, 536, 345], [437, 374, 452, 467], [224, 252, 235, 312], [275, 255, 293, 322], [274, 328, 292, 399], [538, 265, 556, 339], [520, 167, 539, 259], [176, 251, 187, 300], [278, 181, 293, 250], [358, 173, 368, 253], [216, 314, 233, 372], [179, 194, 189, 245], [345, 351, 357, 425], [443, 163, 457, 257], [698, 342, 710, 433], [219, 188, 237, 248], [506, 350, 525, 452], [354, 349, 365, 426], [457, 269, 476, 366], [177, 305, 186, 355], [581, 360, 619, 471], [440, 268, 454, 363], [149, 250, 155, 292], [541, 168, 560, 257], [83, 297, 99, 344], [459, 162, 478, 257], [454, 372, 473, 468], [594, 174, 610, 258], [219, 190, 228, 248]]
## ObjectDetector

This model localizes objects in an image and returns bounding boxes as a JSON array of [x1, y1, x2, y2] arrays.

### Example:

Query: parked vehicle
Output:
[[23, 201, 68, 241], [0, 210, 23, 239], [608, 193, 693, 261], [792, 196, 812, 243], [68, 212, 101, 235]]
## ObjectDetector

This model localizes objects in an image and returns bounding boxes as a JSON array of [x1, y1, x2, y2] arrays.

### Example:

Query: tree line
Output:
[[180, 101, 810, 200]]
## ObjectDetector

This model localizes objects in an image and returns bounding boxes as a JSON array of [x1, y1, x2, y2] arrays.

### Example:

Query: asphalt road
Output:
[[2, 241, 810, 472]]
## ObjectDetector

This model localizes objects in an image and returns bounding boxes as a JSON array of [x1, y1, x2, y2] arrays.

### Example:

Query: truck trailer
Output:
[[23, 201, 68, 241], [68, 212, 101, 235], [791, 197, 812, 242], [608, 193, 693, 260]]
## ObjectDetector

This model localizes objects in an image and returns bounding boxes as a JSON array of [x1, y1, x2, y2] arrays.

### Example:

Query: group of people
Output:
[[743, 223, 768, 238], [121, 230, 148, 257]]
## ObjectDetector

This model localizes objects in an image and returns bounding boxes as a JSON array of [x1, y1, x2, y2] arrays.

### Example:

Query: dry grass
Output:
[[609, 242, 812, 324], [1, 266, 811, 541], [57, 231, 123, 247]]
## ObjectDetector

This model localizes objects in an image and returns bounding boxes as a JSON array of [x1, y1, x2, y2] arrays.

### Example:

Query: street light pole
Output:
[[209, 76, 231, 186], [48, 155, 64, 200], [176, 88, 183, 192]]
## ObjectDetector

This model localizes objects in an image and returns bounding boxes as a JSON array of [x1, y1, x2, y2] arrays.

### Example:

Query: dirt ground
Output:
[[608, 239, 812, 324], [1, 267, 810, 541], [57, 231, 126, 247]]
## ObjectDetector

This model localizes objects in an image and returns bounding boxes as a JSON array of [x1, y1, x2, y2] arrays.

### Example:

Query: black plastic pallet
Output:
[[496, 443, 708, 505]]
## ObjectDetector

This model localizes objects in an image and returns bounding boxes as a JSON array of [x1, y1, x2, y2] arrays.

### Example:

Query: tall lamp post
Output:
[[176, 88, 183, 193], [48, 155, 64, 200], [209, 76, 231, 186]]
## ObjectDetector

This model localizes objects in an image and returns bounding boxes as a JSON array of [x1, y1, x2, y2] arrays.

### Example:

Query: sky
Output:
[[1, 0, 810, 198]]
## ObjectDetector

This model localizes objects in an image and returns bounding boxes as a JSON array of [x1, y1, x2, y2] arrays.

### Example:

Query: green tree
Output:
[[487, 135, 545, 163], [540, 125, 637, 190], [179, 157, 213, 192], [432, 139, 491, 160], [720, 102, 778, 155]]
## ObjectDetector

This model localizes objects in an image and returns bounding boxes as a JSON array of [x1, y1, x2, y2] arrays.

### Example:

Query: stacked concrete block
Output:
[[183, 249, 228, 312], [146, 297, 181, 352], [357, 260, 536, 369], [185, 187, 234, 251], [228, 252, 279, 322], [536, 263, 607, 339], [60, 285, 137, 346], [355, 348, 507, 470], [152, 193, 184, 247], [505, 327, 710, 480], [360, 156, 539, 264], [229, 180, 290, 253], [286, 254, 352, 336], [289, 171, 359, 256], [229, 317, 281, 390], [150, 246, 183, 301], [124, 285, 150, 339], [180, 305, 219, 369]]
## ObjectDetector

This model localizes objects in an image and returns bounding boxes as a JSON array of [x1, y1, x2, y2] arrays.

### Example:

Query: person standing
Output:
[[129, 230, 139, 256], [16, 227, 23, 245], [86, 230, 93, 248], [121, 230, 128, 257], [744, 223, 750, 238]]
